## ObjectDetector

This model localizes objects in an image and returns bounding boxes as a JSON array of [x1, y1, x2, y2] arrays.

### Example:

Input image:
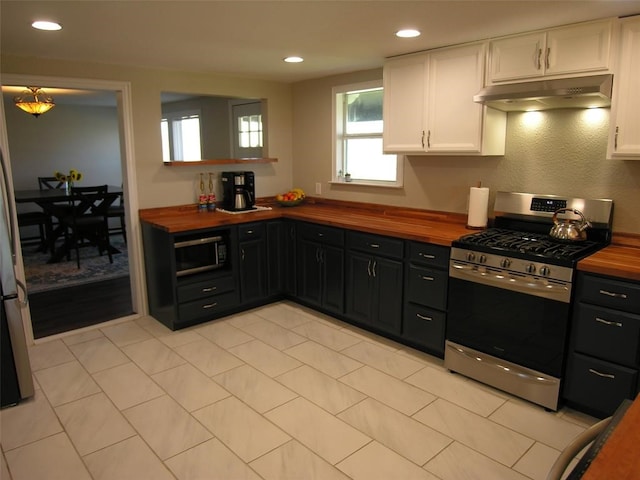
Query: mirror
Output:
[[161, 92, 267, 162]]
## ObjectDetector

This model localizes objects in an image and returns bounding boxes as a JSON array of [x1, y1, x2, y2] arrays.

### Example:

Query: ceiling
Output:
[[2, 1, 639, 85]]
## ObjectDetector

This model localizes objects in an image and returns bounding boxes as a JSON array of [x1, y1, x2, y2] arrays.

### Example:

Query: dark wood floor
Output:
[[29, 276, 134, 339]]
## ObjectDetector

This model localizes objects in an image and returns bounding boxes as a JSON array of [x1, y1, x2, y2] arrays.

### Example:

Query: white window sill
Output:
[[329, 180, 403, 189]]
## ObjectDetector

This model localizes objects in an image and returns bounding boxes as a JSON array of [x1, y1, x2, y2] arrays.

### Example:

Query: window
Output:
[[161, 110, 202, 161], [333, 81, 401, 186], [238, 114, 263, 148]]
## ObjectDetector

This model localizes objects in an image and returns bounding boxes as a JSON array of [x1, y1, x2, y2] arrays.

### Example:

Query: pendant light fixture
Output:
[[14, 87, 56, 117]]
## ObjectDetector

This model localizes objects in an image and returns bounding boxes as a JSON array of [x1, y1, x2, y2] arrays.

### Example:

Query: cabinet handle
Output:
[[588, 368, 615, 379], [241, 248, 245, 261], [367, 259, 372, 277], [421, 130, 425, 148], [202, 302, 218, 309], [419, 253, 436, 259], [318, 233, 324, 237], [615, 126, 619, 150], [595, 317, 623, 328], [202, 286, 217, 293], [372, 260, 377, 278], [427, 130, 431, 148], [545, 47, 550, 70], [316, 248, 321, 262], [599, 289, 627, 299], [421, 275, 435, 281], [369, 243, 380, 248], [536, 48, 542, 70], [416, 313, 433, 321]]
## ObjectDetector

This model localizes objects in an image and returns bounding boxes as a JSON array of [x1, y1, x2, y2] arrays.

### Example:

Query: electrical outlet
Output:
[[315, 182, 322, 195]]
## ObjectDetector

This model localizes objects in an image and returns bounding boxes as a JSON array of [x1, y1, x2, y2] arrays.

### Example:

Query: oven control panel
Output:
[[531, 197, 567, 213]]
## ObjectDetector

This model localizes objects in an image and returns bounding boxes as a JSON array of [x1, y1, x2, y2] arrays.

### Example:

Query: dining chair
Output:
[[60, 185, 118, 268], [16, 177, 60, 253], [106, 186, 126, 243]]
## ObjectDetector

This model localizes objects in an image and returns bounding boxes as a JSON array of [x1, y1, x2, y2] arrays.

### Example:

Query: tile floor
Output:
[[1, 301, 598, 480]]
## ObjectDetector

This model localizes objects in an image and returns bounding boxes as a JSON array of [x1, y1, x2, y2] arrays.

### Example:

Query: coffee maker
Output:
[[221, 171, 256, 211]]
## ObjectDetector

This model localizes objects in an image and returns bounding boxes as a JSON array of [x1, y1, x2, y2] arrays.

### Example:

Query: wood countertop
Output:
[[139, 197, 472, 247], [139, 197, 640, 280]]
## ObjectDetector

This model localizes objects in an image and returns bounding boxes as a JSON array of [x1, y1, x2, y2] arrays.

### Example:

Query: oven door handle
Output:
[[449, 262, 570, 302]]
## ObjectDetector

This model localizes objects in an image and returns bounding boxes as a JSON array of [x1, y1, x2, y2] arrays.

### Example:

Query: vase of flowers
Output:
[[54, 169, 83, 194]]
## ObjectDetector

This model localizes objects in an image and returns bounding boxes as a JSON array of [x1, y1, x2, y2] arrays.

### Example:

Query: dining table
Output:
[[14, 185, 123, 263]]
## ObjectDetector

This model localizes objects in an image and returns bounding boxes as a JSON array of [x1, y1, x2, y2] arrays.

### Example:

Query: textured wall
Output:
[[292, 69, 640, 234]]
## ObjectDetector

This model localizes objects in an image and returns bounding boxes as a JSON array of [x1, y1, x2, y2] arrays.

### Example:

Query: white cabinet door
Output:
[[426, 43, 487, 152], [608, 17, 640, 159], [546, 20, 613, 76], [488, 19, 613, 84], [383, 54, 427, 153], [489, 32, 545, 82]]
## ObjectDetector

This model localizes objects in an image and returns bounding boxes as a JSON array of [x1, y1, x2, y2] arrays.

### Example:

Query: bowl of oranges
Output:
[[276, 188, 305, 207]]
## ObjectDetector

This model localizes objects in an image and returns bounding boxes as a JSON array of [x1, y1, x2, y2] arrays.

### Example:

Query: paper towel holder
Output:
[[466, 181, 489, 230]]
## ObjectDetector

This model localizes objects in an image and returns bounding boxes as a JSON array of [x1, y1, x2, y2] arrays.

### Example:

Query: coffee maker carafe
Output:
[[221, 171, 255, 211]]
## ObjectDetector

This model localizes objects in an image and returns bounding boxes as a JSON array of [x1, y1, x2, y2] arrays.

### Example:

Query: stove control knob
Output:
[[500, 258, 511, 268], [466, 252, 476, 262], [540, 266, 551, 277], [526, 263, 536, 274], [478, 254, 487, 264]]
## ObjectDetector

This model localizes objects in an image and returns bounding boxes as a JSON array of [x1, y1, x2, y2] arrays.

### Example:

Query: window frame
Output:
[[332, 80, 403, 188]]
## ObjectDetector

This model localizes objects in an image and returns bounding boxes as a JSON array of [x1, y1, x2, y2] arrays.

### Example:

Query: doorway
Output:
[[0, 75, 143, 341]]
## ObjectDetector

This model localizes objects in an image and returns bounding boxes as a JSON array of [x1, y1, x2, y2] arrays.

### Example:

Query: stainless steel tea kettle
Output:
[[549, 208, 591, 242]]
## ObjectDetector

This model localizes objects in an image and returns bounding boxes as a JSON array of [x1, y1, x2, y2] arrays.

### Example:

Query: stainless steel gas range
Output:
[[444, 191, 613, 411]]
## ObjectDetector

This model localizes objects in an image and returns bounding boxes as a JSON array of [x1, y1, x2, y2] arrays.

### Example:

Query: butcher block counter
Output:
[[139, 197, 472, 247], [578, 233, 640, 282]]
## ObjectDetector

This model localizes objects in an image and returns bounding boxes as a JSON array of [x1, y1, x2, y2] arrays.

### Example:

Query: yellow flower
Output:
[[54, 169, 82, 182]]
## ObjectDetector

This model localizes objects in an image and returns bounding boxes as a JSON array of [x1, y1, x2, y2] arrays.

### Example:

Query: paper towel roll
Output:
[[467, 186, 489, 229]]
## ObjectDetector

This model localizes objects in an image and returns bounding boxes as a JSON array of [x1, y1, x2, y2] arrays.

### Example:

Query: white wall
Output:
[[4, 99, 122, 192], [292, 68, 640, 234], [1, 54, 294, 209]]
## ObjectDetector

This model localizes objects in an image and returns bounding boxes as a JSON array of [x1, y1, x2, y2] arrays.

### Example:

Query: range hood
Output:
[[474, 74, 613, 112]]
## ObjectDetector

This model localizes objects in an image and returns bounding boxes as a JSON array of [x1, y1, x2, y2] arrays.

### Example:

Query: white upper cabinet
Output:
[[382, 54, 427, 153], [488, 19, 614, 83], [608, 16, 640, 160], [383, 43, 506, 156]]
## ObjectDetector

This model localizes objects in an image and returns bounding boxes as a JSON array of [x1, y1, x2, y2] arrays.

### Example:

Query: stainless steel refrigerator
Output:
[[1, 149, 34, 408]]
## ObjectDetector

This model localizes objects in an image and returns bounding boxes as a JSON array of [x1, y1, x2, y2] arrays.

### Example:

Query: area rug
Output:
[[22, 235, 129, 294]]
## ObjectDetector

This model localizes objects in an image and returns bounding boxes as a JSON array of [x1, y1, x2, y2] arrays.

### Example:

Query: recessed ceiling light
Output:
[[396, 29, 421, 38], [284, 56, 304, 63], [32, 20, 62, 31]]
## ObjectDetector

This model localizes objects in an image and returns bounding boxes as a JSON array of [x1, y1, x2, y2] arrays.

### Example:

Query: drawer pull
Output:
[[202, 302, 218, 309], [595, 317, 623, 328], [588, 368, 615, 379], [599, 289, 628, 299], [317, 233, 324, 237], [416, 313, 433, 321], [202, 286, 217, 293], [369, 243, 380, 248], [419, 253, 436, 259], [246, 230, 254, 234], [421, 275, 435, 281]]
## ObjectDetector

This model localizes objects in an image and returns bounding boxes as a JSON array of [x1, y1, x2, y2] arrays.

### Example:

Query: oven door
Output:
[[446, 275, 570, 378]]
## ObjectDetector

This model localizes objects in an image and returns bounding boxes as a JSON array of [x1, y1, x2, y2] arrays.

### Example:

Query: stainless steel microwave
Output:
[[174, 234, 228, 277]]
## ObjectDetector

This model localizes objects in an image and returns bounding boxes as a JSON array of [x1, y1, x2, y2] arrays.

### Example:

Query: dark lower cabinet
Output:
[[346, 249, 403, 334], [297, 222, 344, 315], [563, 272, 640, 418], [266, 220, 297, 297], [238, 223, 267, 304], [401, 241, 450, 357]]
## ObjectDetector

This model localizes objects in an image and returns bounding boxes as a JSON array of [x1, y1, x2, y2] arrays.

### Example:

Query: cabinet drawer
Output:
[[408, 242, 449, 269], [403, 303, 446, 355], [564, 352, 638, 417], [348, 231, 404, 259], [238, 222, 265, 241], [578, 274, 640, 313], [178, 291, 239, 323], [298, 223, 344, 247], [177, 276, 235, 303], [406, 264, 448, 309], [574, 303, 640, 367]]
